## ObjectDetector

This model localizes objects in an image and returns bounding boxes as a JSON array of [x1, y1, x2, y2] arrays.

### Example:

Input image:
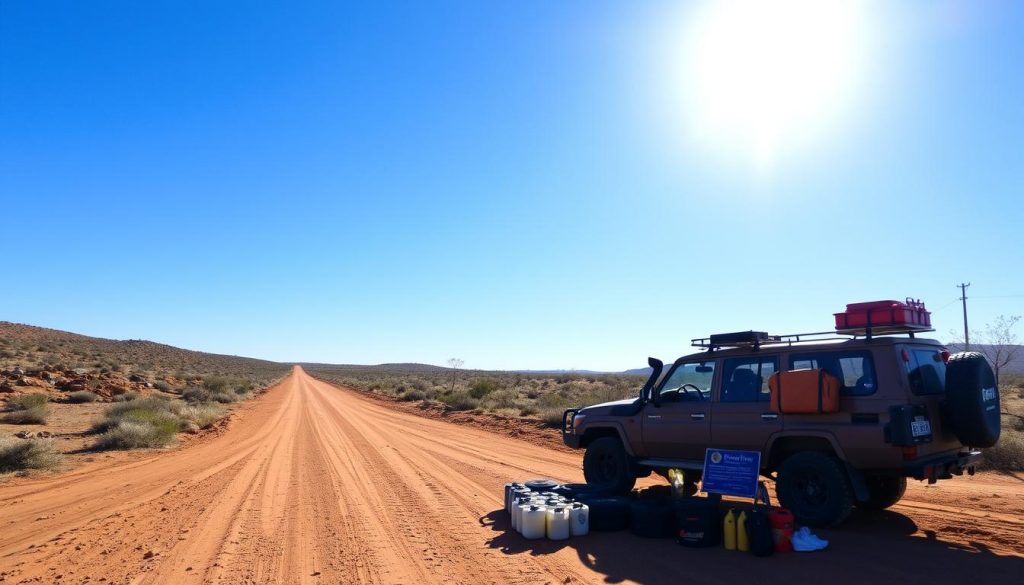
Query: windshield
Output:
[[659, 361, 716, 400]]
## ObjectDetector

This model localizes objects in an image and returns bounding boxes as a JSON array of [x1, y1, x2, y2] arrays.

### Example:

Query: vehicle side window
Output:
[[721, 356, 777, 402], [658, 361, 716, 402], [788, 350, 876, 396], [905, 348, 946, 396]]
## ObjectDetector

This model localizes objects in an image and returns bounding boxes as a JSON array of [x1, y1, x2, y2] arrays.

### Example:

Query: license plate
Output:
[[911, 419, 932, 437]]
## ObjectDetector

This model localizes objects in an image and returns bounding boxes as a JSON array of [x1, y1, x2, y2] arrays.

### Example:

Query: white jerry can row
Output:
[[504, 483, 588, 540]]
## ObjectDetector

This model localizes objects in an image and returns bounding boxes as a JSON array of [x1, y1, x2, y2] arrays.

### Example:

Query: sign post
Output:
[[701, 448, 761, 500]]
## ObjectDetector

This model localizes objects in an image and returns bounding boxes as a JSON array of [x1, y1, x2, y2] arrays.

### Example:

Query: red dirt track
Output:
[[0, 368, 1021, 584]]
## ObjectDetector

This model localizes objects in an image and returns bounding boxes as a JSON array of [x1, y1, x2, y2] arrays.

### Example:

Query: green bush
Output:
[[178, 404, 225, 429], [95, 420, 176, 450], [0, 438, 62, 472], [468, 378, 500, 399], [68, 391, 100, 403], [112, 391, 140, 402]]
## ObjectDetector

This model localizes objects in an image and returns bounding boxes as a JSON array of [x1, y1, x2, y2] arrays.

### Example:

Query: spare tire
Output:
[[523, 479, 559, 492], [551, 483, 609, 500], [945, 352, 1000, 448], [629, 500, 675, 538], [574, 494, 630, 531]]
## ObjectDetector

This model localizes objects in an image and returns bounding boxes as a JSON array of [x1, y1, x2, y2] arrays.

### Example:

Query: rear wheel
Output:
[[857, 474, 907, 510], [776, 451, 854, 527], [582, 437, 636, 494]]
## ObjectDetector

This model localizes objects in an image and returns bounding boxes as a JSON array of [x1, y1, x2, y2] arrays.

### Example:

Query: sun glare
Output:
[[682, 0, 871, 169]]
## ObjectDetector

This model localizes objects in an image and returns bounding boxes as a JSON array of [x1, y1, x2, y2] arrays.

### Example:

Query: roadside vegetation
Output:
[[303, 364, 645, 428], [91, 396, 226, 450], [2, 393, 51, 424], [0, 437, 62, 473], [987, 373, 1024, 471]]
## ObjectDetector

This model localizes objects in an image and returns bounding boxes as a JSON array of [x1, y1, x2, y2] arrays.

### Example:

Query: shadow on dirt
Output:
[[481, 507, 1024, 585]]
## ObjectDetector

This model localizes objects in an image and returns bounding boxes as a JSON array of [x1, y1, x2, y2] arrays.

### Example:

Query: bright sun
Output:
[[682, 0, 871, 168]]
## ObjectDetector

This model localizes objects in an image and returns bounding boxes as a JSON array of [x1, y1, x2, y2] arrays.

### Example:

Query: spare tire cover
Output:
[[945, 352, 1001, 448]]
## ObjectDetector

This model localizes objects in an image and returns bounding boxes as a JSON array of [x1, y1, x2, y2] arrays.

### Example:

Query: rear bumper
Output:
[[906, 450, 982, 483]]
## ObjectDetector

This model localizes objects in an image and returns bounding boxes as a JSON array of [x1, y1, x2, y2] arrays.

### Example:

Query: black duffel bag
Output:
[[673, 494, 722, 547]]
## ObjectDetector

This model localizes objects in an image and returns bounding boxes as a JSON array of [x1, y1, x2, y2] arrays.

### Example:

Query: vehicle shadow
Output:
[[481, 507, 1024, 585]]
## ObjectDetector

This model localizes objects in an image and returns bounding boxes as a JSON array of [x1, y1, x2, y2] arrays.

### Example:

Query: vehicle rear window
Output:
[[904, 348, 946, 396], [788, 350, 876, 396]]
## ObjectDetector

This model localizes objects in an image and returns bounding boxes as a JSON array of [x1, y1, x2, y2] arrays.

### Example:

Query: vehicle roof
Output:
[[674, 335, 943, 363]]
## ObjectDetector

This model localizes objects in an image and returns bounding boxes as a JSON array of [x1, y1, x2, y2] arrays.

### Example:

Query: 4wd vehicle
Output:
[[562, 299, 1001, 527]]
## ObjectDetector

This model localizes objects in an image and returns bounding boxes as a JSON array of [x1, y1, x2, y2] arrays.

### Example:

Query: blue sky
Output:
[[1, 1, 1021, 370]]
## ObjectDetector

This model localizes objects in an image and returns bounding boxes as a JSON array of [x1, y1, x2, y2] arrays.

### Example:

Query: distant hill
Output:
[[0, 321, 290, 383], [947, 343, 1024, 376]]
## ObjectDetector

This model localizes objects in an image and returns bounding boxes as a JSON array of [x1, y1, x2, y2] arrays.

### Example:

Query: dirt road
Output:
[[1, 368, 1021, 584]]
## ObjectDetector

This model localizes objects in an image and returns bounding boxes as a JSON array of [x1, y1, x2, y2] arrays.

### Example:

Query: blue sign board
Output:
[[701, 448, 761, 499]]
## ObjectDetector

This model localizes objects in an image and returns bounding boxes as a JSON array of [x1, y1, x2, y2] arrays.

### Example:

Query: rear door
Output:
[[710, 354, 782, 454]]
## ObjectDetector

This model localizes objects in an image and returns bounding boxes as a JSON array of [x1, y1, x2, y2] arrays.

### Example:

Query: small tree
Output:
[[447, 358, 464, 393], [951, 315, 1022, 384], [977, 315, 1022, 385]]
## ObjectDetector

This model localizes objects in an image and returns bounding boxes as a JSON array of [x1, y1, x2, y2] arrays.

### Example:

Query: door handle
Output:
[[761, 413, 779, 420], [647, 415, 662, 420], [690, 413, 705, 420]]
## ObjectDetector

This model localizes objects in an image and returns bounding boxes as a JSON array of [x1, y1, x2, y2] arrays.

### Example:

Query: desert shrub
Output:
[[983, 429, 1024, 471], [538, 407, 567, 428], [398, 390, 426, 402], [1, 406, 49, 424], [68, 391, 100, 403], [439, 391, 479, 411], [179, 404, 225, 429], [112, 391, 140, 402], [95, 420, 176, 450], [537, 392, 569, 409], [8, 394, 48, 410], [209, 392, 238, 404], [468, 378, 500, 399], [181, 387, 209, 403], [153, 381, 173, 393], [202, 376, 230, 394], [519, 405, 539, 416], [92, 397, 180, 434], [0, 438, 62, 472]]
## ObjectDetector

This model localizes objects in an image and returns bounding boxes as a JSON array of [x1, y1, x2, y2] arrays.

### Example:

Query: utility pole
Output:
[[958, 282, 971, 350]]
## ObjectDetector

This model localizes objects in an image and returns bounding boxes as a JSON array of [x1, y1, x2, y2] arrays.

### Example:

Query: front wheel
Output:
[[776, 451, 854, 527], [856, 474, 907, 510], [582, 437, 637, 494]]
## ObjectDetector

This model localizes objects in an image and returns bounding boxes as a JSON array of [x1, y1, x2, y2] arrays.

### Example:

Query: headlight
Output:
[[572, 414, 586, 432]]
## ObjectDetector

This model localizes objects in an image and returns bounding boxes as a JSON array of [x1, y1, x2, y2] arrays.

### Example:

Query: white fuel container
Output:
[[569, 502, 589, 536], [546, 506, 571, 541], [521, 505, 548, 540]]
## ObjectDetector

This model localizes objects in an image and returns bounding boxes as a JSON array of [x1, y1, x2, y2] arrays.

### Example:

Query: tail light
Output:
[[901, 349, 910, 363], [940, 350, 951, 364], [901, 446, 918, 460]]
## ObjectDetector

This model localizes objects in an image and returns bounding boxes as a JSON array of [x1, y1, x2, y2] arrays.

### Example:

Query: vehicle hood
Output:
[[580, 397, 642, 417]]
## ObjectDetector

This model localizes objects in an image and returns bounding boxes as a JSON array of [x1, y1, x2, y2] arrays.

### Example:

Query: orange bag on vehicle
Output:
[[768, 369, 841, 414]]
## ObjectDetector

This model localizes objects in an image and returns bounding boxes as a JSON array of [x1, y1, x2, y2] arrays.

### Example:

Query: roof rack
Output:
[[691, 325, 935, 350]]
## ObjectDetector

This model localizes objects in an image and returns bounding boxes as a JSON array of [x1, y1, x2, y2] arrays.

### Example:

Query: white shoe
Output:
[[792, 527, 828, 552]]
